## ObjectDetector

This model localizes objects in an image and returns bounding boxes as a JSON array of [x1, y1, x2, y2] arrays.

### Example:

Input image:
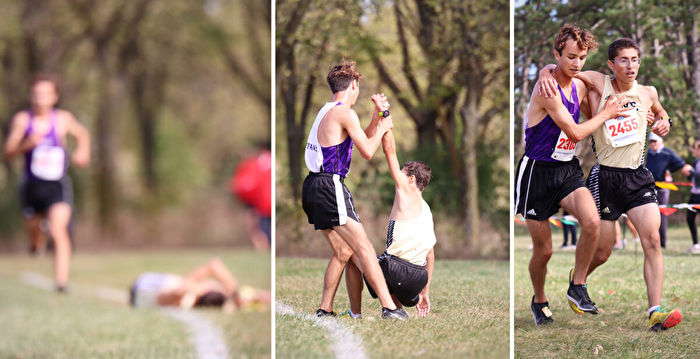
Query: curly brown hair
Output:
[[403, 161, 431, 191], [327, 60, 363, 94], [553, 24, 598, 56]]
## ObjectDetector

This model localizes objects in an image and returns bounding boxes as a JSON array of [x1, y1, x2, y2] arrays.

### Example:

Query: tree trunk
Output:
[[460, 98, 479, 249], [94, 58, 120, 228]]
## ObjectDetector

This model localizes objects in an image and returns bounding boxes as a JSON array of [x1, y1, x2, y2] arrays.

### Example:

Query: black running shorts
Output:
[[301, 172, 360, 230], [20, 177, 72, 217], [365, 254, 428, 307], [586, 163, 657, 221], [514, 156, 586, 221]]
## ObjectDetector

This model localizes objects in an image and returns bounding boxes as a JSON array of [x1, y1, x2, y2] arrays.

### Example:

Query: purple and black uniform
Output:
[[20, 109, 73, 217], [302, 101, 360, 229], [514, 82, 586, 220]]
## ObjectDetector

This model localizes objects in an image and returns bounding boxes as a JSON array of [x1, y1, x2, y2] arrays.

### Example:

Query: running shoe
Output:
[[687, 244, 700, 254], [649, 308, 682, 332], [315, 309, 336, 317], [530, 296, 554, 325], [338, 309, 362, 319], [381, 307, 408, 320], [566, 268, 598, 314]]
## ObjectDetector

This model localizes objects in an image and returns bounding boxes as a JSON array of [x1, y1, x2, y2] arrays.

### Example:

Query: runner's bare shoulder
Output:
[[639, 84, 659, 103], [10, 110, 30, 127]]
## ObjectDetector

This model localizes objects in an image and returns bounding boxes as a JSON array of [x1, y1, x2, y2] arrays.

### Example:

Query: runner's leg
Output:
[[345, 258, 363, 315], [24, 215, 45, 254], [627, 203, 663, 308], [527, 219, 552, 303], [319, 229, 353, 312], [47, 203, 71, 288], [560, 187, 599, 285], [333, 219, 397, 310], [587, 220, 616, 276]]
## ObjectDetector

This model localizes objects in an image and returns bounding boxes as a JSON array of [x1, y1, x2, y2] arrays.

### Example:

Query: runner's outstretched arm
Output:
[[381, 130, 411, 191], [343, 109, 393, 160]]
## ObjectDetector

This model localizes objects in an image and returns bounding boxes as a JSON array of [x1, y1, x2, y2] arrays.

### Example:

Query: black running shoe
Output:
[[530, 296, 554, 325], [566, 268, 598, 314], [316, 309, 336, 317], [381, 307, 408, 320]]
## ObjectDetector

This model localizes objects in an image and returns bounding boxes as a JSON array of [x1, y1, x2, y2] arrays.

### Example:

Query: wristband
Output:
[[661, 116, 672, 127], [379, 110, 390, 118]]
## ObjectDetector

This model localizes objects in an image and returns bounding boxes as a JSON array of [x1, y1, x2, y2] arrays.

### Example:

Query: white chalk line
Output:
[[276, 301, 366, 359], [20, 271, 230, 359]]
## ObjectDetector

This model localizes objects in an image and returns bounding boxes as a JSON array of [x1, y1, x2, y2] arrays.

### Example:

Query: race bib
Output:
[[551, 130, 576, 161], [604, 108, 641, 148], [30, 145, 65, 180]]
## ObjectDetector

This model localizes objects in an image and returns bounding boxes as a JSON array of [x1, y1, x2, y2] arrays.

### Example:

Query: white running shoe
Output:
[[687, 244, 700, 254]]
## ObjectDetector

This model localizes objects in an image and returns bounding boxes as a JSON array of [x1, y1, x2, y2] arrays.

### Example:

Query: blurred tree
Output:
[[276, 0, 363, 199], [363, 0, 508, 245]]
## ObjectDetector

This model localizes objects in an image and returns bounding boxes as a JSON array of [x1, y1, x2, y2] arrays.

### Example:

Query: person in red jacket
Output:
[[231, 148, 271, 251]]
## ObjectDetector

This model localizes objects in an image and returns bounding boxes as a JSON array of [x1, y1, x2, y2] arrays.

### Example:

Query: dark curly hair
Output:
[[403, 161, 431, 191]]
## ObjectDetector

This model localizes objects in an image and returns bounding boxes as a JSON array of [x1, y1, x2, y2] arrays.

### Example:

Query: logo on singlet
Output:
[[306, 143, 318, 152]]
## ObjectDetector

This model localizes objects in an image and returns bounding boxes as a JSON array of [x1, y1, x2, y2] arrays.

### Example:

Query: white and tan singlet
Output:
[[385, 198, 437, 266], [591, 76, 649, 168]]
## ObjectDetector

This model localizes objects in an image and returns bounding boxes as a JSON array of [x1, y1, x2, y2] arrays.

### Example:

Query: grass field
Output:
[[275, 257, 509, 359], [514, 224, 700, 359], [0, 248, 270, 359]]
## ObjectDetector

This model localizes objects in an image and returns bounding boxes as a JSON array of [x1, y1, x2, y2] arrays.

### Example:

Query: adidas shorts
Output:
[[20, 177, 73, 217], [365, 254, 428, 307], [586, 163, 657, 221], [514, 155, 586, 221], [301, 172, 360, 230]]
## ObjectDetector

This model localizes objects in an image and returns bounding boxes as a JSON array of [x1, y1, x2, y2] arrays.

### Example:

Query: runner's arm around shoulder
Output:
[[537, 90, 625, 143], [3, 111, 33, 161], [64, 111, 90, 167], [342, 109, 392, 160]]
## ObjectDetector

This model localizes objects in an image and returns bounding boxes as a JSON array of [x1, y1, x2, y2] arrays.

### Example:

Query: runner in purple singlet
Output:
[[4, 73, 90, 292], [514, 25, 626, 325], [301, 60, 408, 319]]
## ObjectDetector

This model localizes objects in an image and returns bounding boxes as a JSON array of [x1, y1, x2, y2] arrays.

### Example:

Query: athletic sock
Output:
[[349, 310, 362, 319], [648, 305, 660, 317]]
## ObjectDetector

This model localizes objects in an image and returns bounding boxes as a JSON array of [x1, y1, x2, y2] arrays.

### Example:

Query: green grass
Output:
[[276, 257, 509, 358], [514, 224, 700, 359], [0, 248, 270, 359]]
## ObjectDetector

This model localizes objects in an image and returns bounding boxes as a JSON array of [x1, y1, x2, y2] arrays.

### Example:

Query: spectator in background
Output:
[[685, 140, 700, 254], [561, 210, 577, 250], [645, 133, 692, 248], [231, 148, 271, 251]]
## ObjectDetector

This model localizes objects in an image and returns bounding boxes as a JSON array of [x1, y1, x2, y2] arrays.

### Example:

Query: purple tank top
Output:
[[24, 109, 67, 180], [524, 82, 579, 162], [321, 102, 354, 177]]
